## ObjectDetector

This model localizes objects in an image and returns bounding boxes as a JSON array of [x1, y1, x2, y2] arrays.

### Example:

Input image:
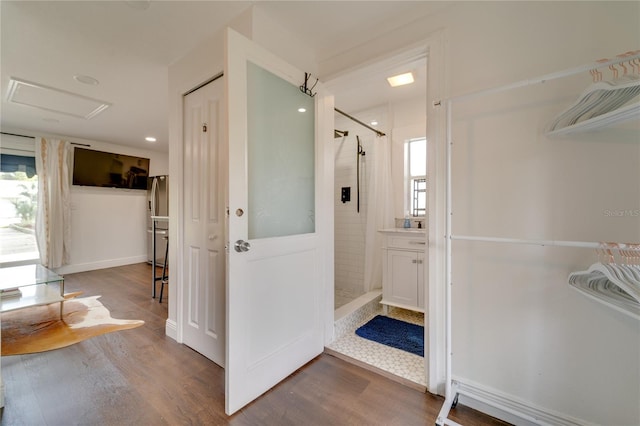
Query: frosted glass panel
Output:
[[247, 61, 315, 239]]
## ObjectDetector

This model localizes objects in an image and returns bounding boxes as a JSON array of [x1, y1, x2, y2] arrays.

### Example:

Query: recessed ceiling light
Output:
[[145, 137, 157, 142], [371, 120, 378, 126], [387, 72, 414, 87], [73, 74, 100, 85], [298, 107, 306, 113]]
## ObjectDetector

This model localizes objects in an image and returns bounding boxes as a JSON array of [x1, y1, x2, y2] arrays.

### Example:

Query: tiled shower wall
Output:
[[334, 107, 388, 303]]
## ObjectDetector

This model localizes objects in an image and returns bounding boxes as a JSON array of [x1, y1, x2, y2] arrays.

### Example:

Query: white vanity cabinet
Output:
[[380, 229, 427, 313]]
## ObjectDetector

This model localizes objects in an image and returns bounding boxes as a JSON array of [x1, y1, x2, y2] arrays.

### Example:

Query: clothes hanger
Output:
[[547, 60, 640, 132], [568, 242, 640, 320], [568, 271, 640, 320]]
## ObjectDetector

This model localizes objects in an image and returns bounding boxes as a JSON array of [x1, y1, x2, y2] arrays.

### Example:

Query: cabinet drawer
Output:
[[387, 236, 426, 250]]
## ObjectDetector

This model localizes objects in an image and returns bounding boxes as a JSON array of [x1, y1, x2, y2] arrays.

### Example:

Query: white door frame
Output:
[[324, 30, 447, 395]]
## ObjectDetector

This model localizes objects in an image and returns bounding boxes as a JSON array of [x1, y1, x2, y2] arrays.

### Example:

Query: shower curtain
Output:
[[363, 135, 394, 292]]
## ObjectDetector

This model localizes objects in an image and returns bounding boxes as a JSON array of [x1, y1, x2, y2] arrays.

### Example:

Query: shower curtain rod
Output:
[[334, 108, 386, 137]]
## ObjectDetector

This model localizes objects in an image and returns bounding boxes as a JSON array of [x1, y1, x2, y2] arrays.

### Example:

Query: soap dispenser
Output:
[[403, 213, 411, 229]]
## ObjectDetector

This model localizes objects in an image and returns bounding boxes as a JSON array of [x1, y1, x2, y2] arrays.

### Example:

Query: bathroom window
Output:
[[405, 138, 426, 217]]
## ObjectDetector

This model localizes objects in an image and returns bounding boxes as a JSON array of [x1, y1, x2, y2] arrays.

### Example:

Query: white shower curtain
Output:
[[363, 135, 395, 292], [35, 137, 72, 269]]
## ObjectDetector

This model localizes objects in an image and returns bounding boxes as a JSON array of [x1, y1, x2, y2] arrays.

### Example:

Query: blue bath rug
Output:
[[355, 315, 424, 357]]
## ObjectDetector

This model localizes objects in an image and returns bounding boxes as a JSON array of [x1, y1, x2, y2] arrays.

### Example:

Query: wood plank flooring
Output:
[[1, 263, 508, 425]]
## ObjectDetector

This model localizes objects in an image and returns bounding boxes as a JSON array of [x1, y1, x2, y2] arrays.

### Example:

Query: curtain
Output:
[[363, 135, 395, 292], [35, 138, 72, 268]]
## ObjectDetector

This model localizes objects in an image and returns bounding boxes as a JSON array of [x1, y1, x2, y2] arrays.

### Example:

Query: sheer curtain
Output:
[[363, 135, 395, 292], [35, 137, 72, 269]]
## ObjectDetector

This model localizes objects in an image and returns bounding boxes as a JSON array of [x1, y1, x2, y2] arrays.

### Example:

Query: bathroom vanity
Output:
[[380, 229, 427, 313]]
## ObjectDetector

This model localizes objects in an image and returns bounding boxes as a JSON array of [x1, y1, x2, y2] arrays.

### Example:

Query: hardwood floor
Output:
[[1, 263, 508, 425]]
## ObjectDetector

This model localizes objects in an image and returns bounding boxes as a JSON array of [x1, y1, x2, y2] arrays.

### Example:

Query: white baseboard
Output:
[[165, 318, 177, 341], [54, 255, 148, 275], [448, 378, 593, 426]]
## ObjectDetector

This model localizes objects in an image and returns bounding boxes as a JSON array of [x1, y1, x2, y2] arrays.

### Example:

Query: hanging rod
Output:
[[450, 235, 640, 249], [334, 108, 386, 137], [444, 51, 640, 104]]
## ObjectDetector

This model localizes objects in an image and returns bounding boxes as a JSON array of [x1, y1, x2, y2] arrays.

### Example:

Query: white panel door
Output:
[[182, 77, 226, 366], [225, 28, 332, 415]]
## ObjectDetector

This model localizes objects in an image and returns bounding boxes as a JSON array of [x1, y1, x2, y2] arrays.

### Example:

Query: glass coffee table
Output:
[[0, 264, 65, 315]]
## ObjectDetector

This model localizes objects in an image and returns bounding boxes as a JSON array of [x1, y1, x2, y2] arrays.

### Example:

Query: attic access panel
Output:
[[7, 77, 111, 119]]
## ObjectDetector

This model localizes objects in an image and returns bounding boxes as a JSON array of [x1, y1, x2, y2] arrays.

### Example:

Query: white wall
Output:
[[61, 136, 168, 274], [2, 129, 169, 274], [318, 2, 640, 425]]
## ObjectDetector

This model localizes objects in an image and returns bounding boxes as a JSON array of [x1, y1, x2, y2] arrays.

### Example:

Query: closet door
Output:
[[225, 28, 332, 415], [182, 77, 225, 367]]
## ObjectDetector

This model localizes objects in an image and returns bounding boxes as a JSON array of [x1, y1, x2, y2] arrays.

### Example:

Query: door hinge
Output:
[[202, 123, 208, 132]]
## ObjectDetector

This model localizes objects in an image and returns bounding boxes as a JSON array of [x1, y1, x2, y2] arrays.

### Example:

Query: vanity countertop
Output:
[[379, 228, 426, 234]]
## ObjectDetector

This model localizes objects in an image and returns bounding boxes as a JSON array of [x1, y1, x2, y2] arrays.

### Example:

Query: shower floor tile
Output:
[[327, 306, 426, 388]]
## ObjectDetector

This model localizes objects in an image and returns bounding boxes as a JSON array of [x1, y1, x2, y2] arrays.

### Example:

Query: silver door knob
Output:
[[234, 240, 251, 252]]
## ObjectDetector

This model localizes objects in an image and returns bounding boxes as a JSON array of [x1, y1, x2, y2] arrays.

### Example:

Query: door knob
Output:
[[234, 240, 251, 253]]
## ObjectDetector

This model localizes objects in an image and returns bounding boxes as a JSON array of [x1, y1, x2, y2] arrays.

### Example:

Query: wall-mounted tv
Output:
[[72, 147, 150, 190]]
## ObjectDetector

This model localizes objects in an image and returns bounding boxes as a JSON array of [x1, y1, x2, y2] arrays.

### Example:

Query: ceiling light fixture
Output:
[[370, 120, 379, 126], [298, 107, 306, 113], [387, 72, 414, 87], [145, 137, 157, 142], [73, 74, 100, 85]]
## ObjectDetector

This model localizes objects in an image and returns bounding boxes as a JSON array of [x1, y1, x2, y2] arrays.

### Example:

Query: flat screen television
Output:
[[72, 147, 150, 190]]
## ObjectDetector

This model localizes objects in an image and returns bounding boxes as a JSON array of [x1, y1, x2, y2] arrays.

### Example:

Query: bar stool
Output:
[[159, 235, 169, 303]]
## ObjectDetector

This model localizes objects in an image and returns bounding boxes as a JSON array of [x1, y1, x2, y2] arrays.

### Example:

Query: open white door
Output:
[[224, 28, 332, 415]]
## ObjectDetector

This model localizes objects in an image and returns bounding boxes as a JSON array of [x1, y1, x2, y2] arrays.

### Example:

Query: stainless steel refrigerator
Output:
[[147, 175, 169, 265]]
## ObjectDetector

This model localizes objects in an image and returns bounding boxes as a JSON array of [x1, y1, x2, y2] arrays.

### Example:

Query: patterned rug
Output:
[[1, 294, 144, 356]]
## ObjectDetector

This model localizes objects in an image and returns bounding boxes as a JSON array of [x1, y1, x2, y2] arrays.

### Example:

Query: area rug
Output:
[[1, 294, 144, 356], [355, 315, 424, 356]]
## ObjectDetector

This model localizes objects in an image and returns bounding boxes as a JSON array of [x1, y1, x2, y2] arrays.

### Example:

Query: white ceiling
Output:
[[1, 1, 436, 152]]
